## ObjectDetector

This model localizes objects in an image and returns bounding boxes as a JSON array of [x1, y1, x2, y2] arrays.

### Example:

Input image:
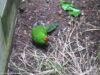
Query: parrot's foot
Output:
[[32, 40, 49, 50]]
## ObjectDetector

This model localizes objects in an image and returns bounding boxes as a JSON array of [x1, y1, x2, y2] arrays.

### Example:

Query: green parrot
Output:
[[32, 24, 60, 45]]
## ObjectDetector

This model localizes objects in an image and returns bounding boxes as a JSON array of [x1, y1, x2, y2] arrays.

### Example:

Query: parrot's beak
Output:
[[45, 37, 49, 41]]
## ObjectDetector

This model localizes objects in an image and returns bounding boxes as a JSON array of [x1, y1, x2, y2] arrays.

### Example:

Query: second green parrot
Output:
[[32, 24, 60, 45]]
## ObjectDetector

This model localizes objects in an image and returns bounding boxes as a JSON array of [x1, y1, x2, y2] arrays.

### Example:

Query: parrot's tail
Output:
[[47, 24, 60, 33]]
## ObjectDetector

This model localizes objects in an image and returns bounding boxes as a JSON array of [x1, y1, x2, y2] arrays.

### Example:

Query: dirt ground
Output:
[[7, 0, 100, 75]]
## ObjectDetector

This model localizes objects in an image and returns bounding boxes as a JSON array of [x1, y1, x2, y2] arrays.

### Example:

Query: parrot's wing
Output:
[[47, 24, 60, 33]]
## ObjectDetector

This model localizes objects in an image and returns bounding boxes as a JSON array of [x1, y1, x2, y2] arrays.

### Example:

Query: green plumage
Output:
[[32, 24, 60, 44], [32, 24, 48, 44]]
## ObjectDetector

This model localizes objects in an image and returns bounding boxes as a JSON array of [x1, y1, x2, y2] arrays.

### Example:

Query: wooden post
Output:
[[0, 0, 20, 74]]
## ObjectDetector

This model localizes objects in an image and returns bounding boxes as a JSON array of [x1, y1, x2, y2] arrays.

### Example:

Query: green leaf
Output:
[[60, 1, 73, 10], [69, 8, 81, 16], [60, 1, 81, 16]]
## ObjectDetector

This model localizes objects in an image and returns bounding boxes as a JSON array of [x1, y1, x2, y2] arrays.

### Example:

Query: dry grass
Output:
[[8, 16, 100, 75]]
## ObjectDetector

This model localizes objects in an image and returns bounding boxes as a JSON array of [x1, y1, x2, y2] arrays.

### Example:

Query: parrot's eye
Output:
[[45, 37, 49, 41]]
